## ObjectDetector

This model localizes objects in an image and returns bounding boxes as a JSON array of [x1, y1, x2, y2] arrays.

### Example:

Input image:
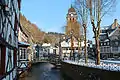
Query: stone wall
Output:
[[61, 62, 120, 80]]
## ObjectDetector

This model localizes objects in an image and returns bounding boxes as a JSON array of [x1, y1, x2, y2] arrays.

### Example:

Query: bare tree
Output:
[[74, 0, 116, 65], [87, 0, 116, 65], [74, 0, 89, 63]]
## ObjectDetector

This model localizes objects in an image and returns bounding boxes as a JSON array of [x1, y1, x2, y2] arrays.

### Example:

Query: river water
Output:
[[19, 62, 70, 80]]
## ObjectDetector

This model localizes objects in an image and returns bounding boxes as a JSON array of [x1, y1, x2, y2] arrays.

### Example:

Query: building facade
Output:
[[0, 0, 21, 80], [61, 36, 80, 59], [17, 25, 30, 77], [100, 19, 120, 59]]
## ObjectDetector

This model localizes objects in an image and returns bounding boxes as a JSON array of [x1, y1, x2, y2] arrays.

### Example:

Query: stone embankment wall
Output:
[[61, 62, 120, 80]]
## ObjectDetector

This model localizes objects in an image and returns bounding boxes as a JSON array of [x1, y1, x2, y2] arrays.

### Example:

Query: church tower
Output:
[[66, 5, 80, 38]]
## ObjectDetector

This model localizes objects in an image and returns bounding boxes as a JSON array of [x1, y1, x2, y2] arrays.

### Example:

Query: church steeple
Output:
[[65, 5, 80, 38], [67, 5, 77, 22]]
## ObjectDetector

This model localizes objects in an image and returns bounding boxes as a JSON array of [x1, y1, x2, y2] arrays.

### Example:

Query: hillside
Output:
[[20, 13, 64, 44]]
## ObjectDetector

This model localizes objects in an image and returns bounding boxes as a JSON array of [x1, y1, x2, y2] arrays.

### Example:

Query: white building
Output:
[[60, 36, 88, 59], [42, 43, 58, 55]]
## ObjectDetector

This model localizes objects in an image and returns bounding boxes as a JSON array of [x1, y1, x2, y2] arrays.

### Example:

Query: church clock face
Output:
[[71, 14, 73, 16]]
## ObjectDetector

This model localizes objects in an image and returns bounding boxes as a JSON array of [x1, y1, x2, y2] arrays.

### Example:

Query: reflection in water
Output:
[[19, 63, 66, 80]]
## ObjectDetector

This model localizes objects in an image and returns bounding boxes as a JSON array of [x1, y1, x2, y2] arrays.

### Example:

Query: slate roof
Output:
[[100, 19, 120, 41]]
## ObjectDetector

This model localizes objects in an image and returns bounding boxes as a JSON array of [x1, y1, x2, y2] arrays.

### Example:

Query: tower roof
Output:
[[68, 5, 76, 12]]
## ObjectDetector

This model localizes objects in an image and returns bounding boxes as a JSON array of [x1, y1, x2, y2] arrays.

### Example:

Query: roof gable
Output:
[[109, 27, 120, 37]]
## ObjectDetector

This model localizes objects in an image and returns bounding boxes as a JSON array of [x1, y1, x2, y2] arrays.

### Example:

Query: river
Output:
[[19, 62, 71, 80]]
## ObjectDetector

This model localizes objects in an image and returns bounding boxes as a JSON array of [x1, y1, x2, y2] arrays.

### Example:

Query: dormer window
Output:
[[107, 42, 109, 45], [104, 42, 106, 45]]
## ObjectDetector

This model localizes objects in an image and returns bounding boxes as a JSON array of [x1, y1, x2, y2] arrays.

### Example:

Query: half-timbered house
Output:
[[0, 0, 21, 80], [100, 19, 120, 59], [17, 23, 30, 77]]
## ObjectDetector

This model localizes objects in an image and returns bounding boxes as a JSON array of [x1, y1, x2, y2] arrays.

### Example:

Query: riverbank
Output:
[[61, 61, 120, 80]]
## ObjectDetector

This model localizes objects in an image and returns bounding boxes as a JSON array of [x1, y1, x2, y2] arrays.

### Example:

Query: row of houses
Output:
[[0, 0, 34, 79]]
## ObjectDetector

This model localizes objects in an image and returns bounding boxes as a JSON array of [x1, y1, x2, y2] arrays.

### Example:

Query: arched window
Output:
[[73, 18, 74, 21]]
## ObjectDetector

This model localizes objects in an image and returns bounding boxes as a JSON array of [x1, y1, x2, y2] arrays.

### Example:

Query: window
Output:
[[62, 48, 66, 50], [20, 48, 26, 59], [19, 49, 22, 59], [100, 47, 103, 52], [76, 47, 78, 50], [107, 47, 110, 52], [7, 48, 13, 72], [107, 42, 109, 45], [103, 47, 110, 53], [115, 42, 118, 45], [104, 47, 107, 52], [112, 47, 118, 52], [66, 48, 68, 50], [104, 42, 106, 45], [73, 18, 74, 21]]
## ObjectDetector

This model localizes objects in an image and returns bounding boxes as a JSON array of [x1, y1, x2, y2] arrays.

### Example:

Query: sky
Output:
[[21, 0, 120, 40], [21, 0, 72, 33]]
